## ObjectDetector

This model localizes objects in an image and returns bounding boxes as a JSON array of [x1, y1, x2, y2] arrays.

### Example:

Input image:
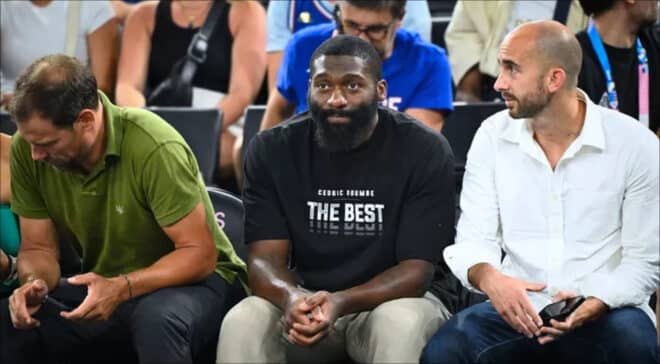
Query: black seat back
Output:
[[206, 186, 248, 261], [0, 111, 17, 135], [148, 107, 223, 184], [241, 105, 266, 162], [442, 102, 506, 169]]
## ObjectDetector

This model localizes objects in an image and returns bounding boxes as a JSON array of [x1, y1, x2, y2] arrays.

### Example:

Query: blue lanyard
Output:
[[587, 22, 649, 113]]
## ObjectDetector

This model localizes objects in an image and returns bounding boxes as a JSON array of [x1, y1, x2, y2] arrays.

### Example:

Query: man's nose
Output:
[[31, 145, 48, 161], [327, 87, 347, 108]]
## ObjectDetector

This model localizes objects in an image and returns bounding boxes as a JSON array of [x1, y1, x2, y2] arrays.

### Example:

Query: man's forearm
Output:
[[333, 259, 434, 317], [467, 262, 499, 294], [17, 250, 61, 290], [119, 246, 217, 300], [249, 257, 302, 310]]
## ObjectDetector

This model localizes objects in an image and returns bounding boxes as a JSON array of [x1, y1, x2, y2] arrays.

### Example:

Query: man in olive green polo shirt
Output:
[[0, 54, 247, 364]]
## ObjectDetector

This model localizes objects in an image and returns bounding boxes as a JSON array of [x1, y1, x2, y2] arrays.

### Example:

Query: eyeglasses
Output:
[[333, 7, 394, 41]]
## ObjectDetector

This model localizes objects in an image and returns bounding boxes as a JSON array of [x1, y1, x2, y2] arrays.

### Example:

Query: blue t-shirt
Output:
[[276, 23, 454, 115]]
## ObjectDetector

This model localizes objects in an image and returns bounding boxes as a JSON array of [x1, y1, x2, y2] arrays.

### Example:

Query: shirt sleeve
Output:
[[141, 142, 202, 227], [395, 134, 455, 264], [81, 1, 114, 34], [266, 1, 294, 52], [9, 136, 49, 219], [402, 0, 432, 42], [405, 48, 454, 112], [577, 131, 660, 308], [443, 123, 503, 293], [242, 133, 290, 243], [275, 36, 301, 105]]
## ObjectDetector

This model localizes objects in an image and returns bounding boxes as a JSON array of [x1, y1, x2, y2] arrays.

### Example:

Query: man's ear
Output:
[[376, 79, 387, 101], [75, 109, 96, 131], [547, 67, 566, 93]]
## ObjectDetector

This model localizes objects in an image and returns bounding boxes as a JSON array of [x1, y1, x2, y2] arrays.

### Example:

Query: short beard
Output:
[[504, 82, 552, 119], [309, 100, 379, 152]]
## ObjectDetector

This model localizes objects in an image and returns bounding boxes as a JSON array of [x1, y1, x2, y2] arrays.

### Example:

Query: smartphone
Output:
[[539, 295, 585, 327], [41, 278, 87, 314], [43, 295, 74, 312]]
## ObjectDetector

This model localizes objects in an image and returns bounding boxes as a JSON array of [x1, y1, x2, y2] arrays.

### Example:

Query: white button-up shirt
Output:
[[444, 90, 659, 321]]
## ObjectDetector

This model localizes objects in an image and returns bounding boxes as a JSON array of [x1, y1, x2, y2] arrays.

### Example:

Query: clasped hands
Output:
[[284, 290, 341, 346]]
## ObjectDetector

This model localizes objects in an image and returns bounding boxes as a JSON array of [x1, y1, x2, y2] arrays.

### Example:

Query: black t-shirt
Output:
[[243, 108, 456, 292], [577, 25, 660, 133]]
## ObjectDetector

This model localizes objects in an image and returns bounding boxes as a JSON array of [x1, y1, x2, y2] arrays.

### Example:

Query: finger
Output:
[[67, 273, 94, 286], [537, 334, 557, 345], [539, 325, 564, 337], [520, 296, 543, 328], [304, 291, 328, 307], [292, 319, 330, 336], [549, 318, 572, 331], [512, 303, 537, 338], [60, 295, 94, 320], [289, 326, 329, 346], [500, 309, 527, 336], [524, 282, 547, 292], [9, 291, 38, 328], [551, 291, 577, 302]]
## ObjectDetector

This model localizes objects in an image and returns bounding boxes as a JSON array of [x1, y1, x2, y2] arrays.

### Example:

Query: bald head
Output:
[[504, 20, 583, 89]]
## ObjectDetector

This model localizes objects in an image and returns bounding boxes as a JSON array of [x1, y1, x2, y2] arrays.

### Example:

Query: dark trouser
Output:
[[1, 273, 245, 364], [420, 301, 659, 364]]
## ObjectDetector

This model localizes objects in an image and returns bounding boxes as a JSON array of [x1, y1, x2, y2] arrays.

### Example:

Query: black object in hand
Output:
[[539, 295, 585, 326]]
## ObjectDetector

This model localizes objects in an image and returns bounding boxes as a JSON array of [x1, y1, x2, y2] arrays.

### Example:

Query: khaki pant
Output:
[[217, 293, 451, 363]]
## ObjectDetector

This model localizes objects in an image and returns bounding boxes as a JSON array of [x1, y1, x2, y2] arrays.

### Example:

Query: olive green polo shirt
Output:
[[10, 92, 247, 289]]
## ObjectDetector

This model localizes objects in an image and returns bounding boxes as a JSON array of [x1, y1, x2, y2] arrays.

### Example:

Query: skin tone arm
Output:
[[404, 108, 445, 133], [0, 133, 11, 204], [218, 1, 266, 127], [266, 51, 283, 92], [87, 19, 119, 99], [9, 202, 218, 327], [0, 133, 12, 280], [115, 2, 156, 107], [456, 65, 483, 103], [259, 89, 295, 131]]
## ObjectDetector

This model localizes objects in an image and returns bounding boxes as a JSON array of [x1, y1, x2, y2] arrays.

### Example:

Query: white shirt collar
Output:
[[497, 89, 606, 151]]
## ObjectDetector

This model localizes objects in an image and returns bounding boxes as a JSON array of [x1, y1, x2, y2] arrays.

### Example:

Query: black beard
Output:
[[309, 100, 378, 152]]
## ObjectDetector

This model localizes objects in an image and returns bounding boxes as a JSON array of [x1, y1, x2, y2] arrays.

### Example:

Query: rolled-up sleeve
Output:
[[444, 123, 503, 293]]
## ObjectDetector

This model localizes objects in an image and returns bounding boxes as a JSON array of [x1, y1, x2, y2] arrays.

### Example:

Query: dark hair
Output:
[[10, 54, 99, 128], [310, 35, 383, 82], [345, 0, 406, 20], [578, 0, 618, 16]]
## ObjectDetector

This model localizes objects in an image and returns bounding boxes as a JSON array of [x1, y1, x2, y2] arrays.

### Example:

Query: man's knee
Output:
[[219, 296, 281, 341], [368, 297, 446, 339]]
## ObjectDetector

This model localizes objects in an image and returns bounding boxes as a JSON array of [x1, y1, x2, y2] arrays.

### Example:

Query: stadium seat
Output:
[[149, 107, 222, 185], [0, 111, 17, 135], [206, 186, 248, 261], [241, 105, 266, 163]]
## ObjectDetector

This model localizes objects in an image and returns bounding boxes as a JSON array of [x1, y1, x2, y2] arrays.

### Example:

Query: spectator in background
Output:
[[110, 0, 141, 25], [218, 35, 455, 364], [445, 0, 587, 102], [265, 0, 432, 90], [0, 0, 118, 106], [260, 0, 452, 133], [0, 133, 19, 298], [115, 0, 266, 181], [577, 0, 659, 134], [421, 20, 659, 364]]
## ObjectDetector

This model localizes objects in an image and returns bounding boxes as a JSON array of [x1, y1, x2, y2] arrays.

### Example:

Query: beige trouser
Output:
[[216, 293, 451, 363]]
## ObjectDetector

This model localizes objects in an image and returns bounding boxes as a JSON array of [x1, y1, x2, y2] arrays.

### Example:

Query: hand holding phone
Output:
[[539, 295, 585, 327]]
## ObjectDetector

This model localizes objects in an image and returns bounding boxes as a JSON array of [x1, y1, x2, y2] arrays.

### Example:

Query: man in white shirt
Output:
[[421, 20, 659, 364]]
